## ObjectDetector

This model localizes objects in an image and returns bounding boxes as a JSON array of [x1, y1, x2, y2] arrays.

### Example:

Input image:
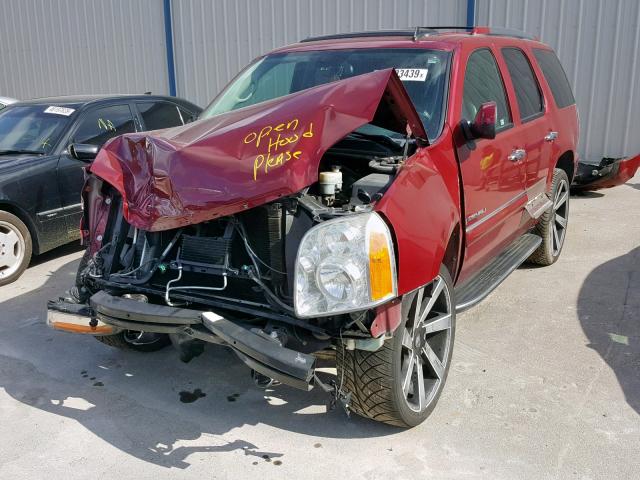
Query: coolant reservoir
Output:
[[319, 168, 342, 195]]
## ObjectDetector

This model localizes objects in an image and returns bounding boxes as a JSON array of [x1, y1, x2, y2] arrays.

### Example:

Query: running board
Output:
[[455, 233, 542, 313]]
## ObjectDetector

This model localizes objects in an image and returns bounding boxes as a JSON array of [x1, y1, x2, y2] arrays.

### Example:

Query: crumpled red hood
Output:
[[90, 69, 426, 231]]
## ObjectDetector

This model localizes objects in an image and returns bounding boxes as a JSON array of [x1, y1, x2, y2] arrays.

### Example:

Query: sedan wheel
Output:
[[0, 212, 33, 286]]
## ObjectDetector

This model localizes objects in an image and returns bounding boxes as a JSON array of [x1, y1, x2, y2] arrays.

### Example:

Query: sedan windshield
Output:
[[0, 106, 74, 155], [202, 48, 451, 141]]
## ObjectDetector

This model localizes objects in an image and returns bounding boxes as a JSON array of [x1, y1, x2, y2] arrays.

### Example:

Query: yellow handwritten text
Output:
[[246, 119, 315, 181]]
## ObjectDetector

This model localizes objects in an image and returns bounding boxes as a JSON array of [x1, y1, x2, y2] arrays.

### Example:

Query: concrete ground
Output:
[[0, 174, 638, 480]]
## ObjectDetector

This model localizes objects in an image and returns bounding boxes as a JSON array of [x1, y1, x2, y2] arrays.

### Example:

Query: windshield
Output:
[[202, 48, 451, 141], [0, 105, 75, 154]]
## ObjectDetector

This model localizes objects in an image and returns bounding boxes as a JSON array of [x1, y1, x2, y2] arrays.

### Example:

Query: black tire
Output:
[[0, 211, 33, 286], [94, 331, 171, 352], [336, 265, 456, 427], [528, 168, 570, 266]]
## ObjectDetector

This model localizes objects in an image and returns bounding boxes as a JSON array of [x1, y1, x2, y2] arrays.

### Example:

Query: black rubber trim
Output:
[[90, 291, 202, 325], [202, 314, 315, 384], [95, 314, 187, 334], [455, 233, 542, 312], [47, 299, 94, 317]]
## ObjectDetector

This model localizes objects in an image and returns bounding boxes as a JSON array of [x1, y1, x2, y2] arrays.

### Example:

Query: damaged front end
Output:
[[572, 154, 640, 192], [48, 69, 423, 392]]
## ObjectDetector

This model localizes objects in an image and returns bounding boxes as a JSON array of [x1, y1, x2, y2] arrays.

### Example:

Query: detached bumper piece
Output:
[[572, 154, 640, 192], [47, 299, 118, 335], [202, 312, 316, 391], [47, 291, 316, 391]]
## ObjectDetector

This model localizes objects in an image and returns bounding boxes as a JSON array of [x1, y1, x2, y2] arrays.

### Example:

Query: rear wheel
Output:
[[529, 168, 570, 265], [0, 211, 32, 286], [337, 266, 455, 427]]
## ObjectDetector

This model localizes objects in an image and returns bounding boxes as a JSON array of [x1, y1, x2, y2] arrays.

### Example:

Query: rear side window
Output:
[[462, 49, 512, 130], [502, 48, 544, 121], [533, 49, 575, 108], [73, 104, 135, 147], [137, 102, 185, 130]]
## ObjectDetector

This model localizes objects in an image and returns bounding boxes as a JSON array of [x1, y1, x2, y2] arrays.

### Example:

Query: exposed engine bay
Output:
[[79, 137, 411, 342]]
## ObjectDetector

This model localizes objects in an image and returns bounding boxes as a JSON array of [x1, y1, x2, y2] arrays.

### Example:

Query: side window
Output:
[[73, 104, 135, 147], [502, 48, 544, 121], [462, 49, 512, 131], [533, 49, 576, 108], [137, 102, 185, 131]]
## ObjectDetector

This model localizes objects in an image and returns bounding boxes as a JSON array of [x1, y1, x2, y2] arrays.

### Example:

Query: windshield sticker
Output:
[[44, 106, 75, 116], [243, 118, 314, 181], [395, 68, 428, 82]]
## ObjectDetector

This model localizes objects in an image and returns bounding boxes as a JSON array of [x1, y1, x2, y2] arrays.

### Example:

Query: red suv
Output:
[[48, 27, 578, 427]]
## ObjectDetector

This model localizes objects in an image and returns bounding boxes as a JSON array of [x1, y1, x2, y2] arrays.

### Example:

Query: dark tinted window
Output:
[[137, 102, 185, 130], [502, 48, 544, 120], [74, 104, 135, 146], [533, 49, 575, 108], [462, 49, 511, 130]]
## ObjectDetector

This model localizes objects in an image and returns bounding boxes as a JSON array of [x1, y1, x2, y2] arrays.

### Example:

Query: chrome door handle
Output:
[[544, 131, 558, 142], [508, 149, 526, 162]]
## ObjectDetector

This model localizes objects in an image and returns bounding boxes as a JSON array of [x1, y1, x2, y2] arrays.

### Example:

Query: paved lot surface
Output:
[[0, 173, 639, 480]]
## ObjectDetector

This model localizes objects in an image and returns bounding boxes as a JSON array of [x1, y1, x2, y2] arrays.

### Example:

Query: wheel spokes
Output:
[[401, 327, 413, 349], [401, 352, 416, 396], [422, 341, 445, 379], [418, 277, 444, 324], [555, 213, 567, 228], [552, 223, 560, 251], [415, 360, 426, 411], [422, 313, 452, 335]]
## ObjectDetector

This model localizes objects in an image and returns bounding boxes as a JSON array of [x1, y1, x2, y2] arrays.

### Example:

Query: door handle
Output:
[[508, 149, 526, 162], [544, 131, 558, 142]]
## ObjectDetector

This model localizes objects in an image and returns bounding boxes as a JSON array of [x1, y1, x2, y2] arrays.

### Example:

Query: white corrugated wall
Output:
[[476, 0, 640, 160], [171, 0, 467, 107], [0, 0, 168, 99]]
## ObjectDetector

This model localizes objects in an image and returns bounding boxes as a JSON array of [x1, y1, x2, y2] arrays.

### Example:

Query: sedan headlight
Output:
[[294, 212, 397, 317]]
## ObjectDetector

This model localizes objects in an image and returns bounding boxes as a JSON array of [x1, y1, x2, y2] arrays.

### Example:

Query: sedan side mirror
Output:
[[469, 101, 497, 140], [69, 143, 99, 162]]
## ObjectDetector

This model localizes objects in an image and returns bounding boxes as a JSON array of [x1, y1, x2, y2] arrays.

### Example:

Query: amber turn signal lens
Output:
[[369, 230, 394, 301], [51, 322, 116, 335]]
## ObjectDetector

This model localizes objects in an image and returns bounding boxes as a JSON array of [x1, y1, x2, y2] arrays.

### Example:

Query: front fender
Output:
[[375, 134, 461, 295]]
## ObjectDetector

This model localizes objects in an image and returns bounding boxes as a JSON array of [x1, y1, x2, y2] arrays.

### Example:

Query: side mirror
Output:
[[469, 101, 497, 140], [69, 143, 99, 162]]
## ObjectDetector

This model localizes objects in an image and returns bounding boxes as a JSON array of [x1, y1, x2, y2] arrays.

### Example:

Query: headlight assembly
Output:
[[294, 212, 397, 317]]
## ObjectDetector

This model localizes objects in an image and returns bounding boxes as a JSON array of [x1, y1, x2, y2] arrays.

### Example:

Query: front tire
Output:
[[529, 168, 570, 266], [0, 211, 32, 286], [337, 266, 456, 427]]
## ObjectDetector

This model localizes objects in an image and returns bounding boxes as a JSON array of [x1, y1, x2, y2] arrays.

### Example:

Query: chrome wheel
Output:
[[552, 178, 569, 256], [0, 220, 26, 279], [400, 275, 454, 413]]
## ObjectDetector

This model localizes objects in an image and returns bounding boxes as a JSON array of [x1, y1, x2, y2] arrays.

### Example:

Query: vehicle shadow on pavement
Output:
[[577, 246, 640, 415], [28, 241, 84, 268], [0, 257, 394, 470]]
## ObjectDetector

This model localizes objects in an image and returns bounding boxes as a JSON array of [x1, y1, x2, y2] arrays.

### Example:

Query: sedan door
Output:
[[56, 103, 137, 240]]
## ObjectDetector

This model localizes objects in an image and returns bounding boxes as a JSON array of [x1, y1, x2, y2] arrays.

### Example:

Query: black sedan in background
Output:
[[0, 94, 201, 286]]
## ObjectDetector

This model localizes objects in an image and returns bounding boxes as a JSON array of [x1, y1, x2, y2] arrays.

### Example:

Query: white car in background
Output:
[[0, 96, 18, 109]]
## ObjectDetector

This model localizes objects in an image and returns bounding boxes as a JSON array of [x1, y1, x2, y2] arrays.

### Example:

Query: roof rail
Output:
[[473, 26, 538, 40], [300, 26, 537, 43]]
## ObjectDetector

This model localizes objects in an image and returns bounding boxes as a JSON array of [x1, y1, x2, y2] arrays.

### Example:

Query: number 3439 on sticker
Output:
[[395, 68, 428, 81]]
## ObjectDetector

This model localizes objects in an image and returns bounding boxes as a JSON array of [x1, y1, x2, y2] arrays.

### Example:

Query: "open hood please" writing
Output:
[[89, 69, 428, 231]]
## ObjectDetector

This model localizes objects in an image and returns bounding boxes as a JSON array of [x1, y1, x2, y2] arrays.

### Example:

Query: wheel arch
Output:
[[0, 201, 41, 255], [555, 150, 576, 183]]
